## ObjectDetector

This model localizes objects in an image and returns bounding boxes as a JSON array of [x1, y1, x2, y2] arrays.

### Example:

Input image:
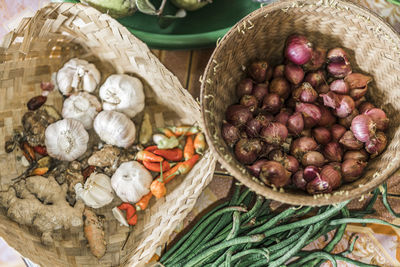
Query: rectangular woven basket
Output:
[[0, 3, 216, 266]]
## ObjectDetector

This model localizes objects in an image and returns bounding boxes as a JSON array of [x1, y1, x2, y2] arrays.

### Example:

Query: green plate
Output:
[[59, 0, 261, 49], [387, 0, 400, 5]]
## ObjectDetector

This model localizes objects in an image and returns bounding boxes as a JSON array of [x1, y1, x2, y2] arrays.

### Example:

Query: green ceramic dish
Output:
[[58, 0, 261, 49], [387, 0, 400, 5]]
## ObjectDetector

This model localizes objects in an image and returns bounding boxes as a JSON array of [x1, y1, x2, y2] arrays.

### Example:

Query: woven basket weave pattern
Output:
[[0, 3, 216, 266], [201, 0, 400, 206]]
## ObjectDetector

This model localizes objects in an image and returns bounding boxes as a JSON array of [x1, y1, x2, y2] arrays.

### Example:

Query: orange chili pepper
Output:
[[194, 133, 206, 155], [31, 167, 48, 176], [150, 180, 167, 199], [158, 163, 181, 183], [158, 128, 176, 138], [21, 142, 35, 163], [143, 160, 171, 172], [159, 154, 200, 184], [136, 150, 164, 162], [184, 136, 195, 161], [135, 192, 153, 211], [149, 155, 201, 199], [153, 148, 183, 162], [177, 154, 200, 176], [118, 203, 137, 226], [144, 145, 158, 152]]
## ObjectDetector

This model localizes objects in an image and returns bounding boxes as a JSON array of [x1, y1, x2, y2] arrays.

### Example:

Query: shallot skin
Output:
[[259, 161, 291, 188], [292, 170, 307, 190], [351, 114, 375, 143], [236, 78, 253, 98], [285, 34, 313, 65]]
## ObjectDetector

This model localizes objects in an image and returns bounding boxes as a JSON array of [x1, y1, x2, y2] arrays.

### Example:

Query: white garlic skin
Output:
[[99, 74, 145, 118], [93, 110, 136, 148], [74, 173, 114, 209], [112, 207, 129, 227], [56, 58, 101, 96], [111, 161, 152, 203], [45, 118, 89, 161], [62, 92, 102, 129]]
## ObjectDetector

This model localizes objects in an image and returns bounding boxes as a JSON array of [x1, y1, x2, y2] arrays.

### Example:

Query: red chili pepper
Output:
[[158, 128, 176, 138], [143, 160, 171, 172], [33, 146, 47, 156], [136, 150, 164, 162], [136, 192, 153, 211], [82, 166, 96, 180], [194, 133, 206, 155], [118, 203, 137, 226], [184, 136, 195, 160], [127, 214, 138, 225], [153, 148, 183, 162], [144, 145, 158, 152]]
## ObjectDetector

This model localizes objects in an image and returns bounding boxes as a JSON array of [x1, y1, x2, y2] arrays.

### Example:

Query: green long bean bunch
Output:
[[158, 184, 399, 267]]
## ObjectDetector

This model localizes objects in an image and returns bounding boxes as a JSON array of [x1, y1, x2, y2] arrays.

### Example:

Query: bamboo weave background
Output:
[[0, 3, 216, 266], [201, 0, 400, 206]]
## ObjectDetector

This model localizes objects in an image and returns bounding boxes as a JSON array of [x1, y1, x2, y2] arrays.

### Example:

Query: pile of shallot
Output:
[[222, 34, 389, 195]]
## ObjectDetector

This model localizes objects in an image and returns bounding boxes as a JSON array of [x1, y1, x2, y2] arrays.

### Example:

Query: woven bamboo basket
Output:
[[0, 3, 216, 266], [201, 0, 400, 206]]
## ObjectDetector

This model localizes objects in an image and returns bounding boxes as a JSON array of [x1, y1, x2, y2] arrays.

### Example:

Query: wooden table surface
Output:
[[1, 1, 400, 266]]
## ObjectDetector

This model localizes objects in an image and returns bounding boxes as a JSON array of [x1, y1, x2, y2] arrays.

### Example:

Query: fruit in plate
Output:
[[170, 0, 211, 11], [82, 0, 137, 18]]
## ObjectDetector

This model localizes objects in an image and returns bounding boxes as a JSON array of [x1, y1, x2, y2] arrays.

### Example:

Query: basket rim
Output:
[[200, 0, 400, 206]]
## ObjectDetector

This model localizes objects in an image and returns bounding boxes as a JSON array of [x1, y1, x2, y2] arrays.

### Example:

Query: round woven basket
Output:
[[201, 0, 400, 206], [0, 3, 216, 266]]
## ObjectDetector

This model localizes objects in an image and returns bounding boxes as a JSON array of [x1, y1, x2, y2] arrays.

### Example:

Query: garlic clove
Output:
[[45, 118, 89, 161], [75, 183, 100, 208], [56, 58, 101, 96], [62, 92, 102, 129], [112, 207, 129, 227], [93, 110, 136, 148], [75, 173, 114, 209], [99, 74, 145, 118]]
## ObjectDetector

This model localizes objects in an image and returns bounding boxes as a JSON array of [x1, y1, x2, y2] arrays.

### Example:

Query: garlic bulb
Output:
[[56, 58, 101, 96], [111, 161, 152, 203], [99, 74, 145, 118], [45, 118, 89, 161], [93, 110, 136, 148], [62, 92, 102, 129], [74, 173, 114, 209]]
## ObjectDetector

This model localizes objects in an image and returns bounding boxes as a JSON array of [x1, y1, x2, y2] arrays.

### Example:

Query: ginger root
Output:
[[84, 208, 106, 259], [0, 176, 84, 245]]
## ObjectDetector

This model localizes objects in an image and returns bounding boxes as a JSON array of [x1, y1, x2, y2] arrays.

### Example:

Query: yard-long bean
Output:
[[160, 184, 398, 267]]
